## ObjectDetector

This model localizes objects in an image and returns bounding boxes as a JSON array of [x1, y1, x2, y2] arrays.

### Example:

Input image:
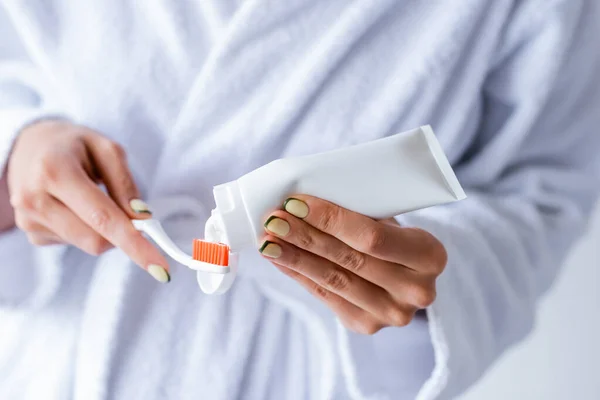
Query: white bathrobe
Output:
[[1, 1, 599, 399]]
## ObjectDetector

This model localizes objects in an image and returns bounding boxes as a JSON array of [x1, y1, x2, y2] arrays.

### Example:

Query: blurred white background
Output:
[[461, 202, 600, 400]]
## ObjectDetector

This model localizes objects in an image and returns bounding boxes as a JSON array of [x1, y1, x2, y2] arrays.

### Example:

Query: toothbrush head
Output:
[[192, 239, 230, 267]]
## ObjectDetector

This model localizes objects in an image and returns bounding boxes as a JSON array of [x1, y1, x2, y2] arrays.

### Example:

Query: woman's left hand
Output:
[[260, 195, 447, 335]]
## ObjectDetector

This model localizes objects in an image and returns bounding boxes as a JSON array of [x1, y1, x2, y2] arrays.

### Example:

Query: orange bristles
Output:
[[192, 239, 230, 266]]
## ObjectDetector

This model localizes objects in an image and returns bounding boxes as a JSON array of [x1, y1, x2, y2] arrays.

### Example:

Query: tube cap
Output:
[[195, 180, 252, 295], [211, 180, 255, 251]]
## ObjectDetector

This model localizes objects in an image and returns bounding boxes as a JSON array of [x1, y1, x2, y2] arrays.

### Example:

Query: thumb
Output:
[[83, 133, 151, 219]]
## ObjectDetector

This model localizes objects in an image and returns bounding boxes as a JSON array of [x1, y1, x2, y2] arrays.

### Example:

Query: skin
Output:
[[0, 120, 170, 281], [0, 174, 13, 232], [0, 120, 447, 332], [261, 195, 447, 335]]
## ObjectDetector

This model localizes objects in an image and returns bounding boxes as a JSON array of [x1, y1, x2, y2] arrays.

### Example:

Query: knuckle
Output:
[[386, 305, 412, 327], [415, 229, 448, 273], [296, 231, 314, 249], [287, 249, 302, 269], [347, 318, 383, 335], [39, 155, 62, 183], [312, 283, 329, 300], [15, 214, 36, 232], [411, 285, 437, 309], [322, 267, 351, 291], [12, 192, 46, 212], [63, 138, 86, 160], [335, 249, 366, 273], [431, 243, 448, 274], [317, 206, 341, 233], [360, 226, 387, 253], [9, 192, 28, 210], [103, 140, 126, 159], [82, 235, 110, 256], [27, 234, 47, 246], [8, 193, 19, 209], [89, 208, 112, 234]]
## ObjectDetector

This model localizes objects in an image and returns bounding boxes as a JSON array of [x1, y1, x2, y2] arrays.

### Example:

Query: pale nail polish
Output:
[[259, 241, 282, 258], [283, 198, 309, 218], [148, 264, 170, 283], [264, 216, 290, 237], [130, 199, 152, 214]]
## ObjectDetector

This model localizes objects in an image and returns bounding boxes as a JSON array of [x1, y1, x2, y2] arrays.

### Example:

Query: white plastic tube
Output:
[[208, 125, 465, 250], [198, 125, 466, 293]]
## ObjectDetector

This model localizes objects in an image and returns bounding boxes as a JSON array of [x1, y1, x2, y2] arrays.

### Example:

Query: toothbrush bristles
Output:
[[192, 239, 230, 266]]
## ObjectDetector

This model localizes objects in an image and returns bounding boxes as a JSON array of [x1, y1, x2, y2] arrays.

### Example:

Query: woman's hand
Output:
[[6, 119, 171, 283], [260, 195, 447, 334], [0, 174, 14, 232]]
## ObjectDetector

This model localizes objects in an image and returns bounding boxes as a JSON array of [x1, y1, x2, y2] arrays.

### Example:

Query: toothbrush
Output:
[[192, 239, 229, 267], [132, 219, 230, 274]]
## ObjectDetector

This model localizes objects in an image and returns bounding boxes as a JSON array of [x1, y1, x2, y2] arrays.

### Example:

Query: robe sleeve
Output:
[[338, 1, 600, 398]]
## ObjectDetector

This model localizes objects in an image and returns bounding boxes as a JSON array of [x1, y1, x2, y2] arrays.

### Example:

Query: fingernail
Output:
[[130, 199, 152, 214], [147, 264, 170, 283], [259, 241, 282, 258], [283, 198, 309, 218], [264, 216, 290, 237]]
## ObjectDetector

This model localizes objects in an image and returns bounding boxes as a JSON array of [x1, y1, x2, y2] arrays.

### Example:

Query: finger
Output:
[[48, 166, 170, 281], [31, 197, 114, 255], [13, 193, 110, 252], [259, 236, 396, 320], [283, 195, 444, 271], [264, 216, 433, 309], [27, 233, 63, 246], [272, 263, 385, 335], [14, 213, 63, 244], [14, 212, 57, 237], [397, 276, 437, 310], [0, 174, 14, 232], [83, 134, 151, 219], [264, 210, 409, 286]]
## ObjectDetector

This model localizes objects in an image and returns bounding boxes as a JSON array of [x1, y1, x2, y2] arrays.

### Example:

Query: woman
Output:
[[1, 1, 599, 399]]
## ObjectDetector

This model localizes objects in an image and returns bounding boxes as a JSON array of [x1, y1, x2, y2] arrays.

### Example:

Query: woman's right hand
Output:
[[5, 119, 171, 283]]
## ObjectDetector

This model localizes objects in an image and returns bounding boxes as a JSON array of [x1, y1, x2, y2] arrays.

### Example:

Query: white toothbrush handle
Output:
[[132, 219, 229, 274]]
